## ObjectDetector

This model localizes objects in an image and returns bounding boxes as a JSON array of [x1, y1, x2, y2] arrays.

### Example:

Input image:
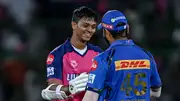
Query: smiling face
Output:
[[72, 17, 97, 42]]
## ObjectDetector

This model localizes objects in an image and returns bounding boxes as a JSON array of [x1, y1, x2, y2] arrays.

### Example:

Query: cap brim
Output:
[[97, 23, 103, 30]]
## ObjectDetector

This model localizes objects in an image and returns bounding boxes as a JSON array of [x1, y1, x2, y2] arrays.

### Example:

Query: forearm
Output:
[[150, 87, 162, 97], [49, 84, 70, 95], [42, 73, 88, 100], [41, 84, 69, 100], [60, 85, 71, 95], [82, 91, 99, 101]]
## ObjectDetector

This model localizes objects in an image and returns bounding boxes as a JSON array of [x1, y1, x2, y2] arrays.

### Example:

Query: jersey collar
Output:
[[65, 38, 89, 56], [110, 39, 135, 48]]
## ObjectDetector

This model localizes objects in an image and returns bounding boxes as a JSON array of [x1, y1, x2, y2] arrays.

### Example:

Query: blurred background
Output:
[[0, 0, 180, 101]]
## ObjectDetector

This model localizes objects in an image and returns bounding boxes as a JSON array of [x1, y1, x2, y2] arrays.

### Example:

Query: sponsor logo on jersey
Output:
[[115, 59, 150, 71], [46, 54, 54, 65], [91, 59, 98, 71], [88, 74, 96, 84], [47, 67, 54, 77], [67, 74, 79, 81]]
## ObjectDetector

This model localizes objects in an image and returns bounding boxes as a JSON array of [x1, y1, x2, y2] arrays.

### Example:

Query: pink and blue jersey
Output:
[[46, 39, 102, 101], [87, 40, 162, 101]]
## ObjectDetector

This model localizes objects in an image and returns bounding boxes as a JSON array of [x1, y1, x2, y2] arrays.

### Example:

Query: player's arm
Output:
[[41, 53, 68, 100], [83, 56, 108, 101], [150, 55, 162, 97], [150, 86, 162, 97], [83, 91, 99, 101], [41, 53, 89, 100], [43, 74, 89, 100]]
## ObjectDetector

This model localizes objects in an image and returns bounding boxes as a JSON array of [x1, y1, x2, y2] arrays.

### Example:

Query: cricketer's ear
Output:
[[126, 24, 129, 34], [72, 21, 77, 30]]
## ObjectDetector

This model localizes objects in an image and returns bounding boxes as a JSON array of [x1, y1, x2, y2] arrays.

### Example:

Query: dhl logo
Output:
[[115, 60, 150, 71]]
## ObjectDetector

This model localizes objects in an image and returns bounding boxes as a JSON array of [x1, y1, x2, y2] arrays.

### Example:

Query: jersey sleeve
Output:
[[86, 56, 108, 93], [46, 50, 63, 81], [150, 55, 162, 87], [95, 46, 103, 53], [88, 43, 103, 53]]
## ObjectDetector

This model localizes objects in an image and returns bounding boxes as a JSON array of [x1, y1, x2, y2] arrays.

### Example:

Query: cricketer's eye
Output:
[[83, 23, 89, 28], [92, 25, 96, 29]]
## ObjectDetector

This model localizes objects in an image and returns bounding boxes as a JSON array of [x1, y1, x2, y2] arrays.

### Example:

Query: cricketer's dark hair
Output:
[[108, 22, 131, 39], [72, 6, 98, 23]]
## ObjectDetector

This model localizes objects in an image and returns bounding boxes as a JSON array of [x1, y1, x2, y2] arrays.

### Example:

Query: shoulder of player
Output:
[[135, 45, 155, 60], [46, 44, 64, 66], [87, 43, 103, 53], [47, 42, 69, 60], [49, 44, 64, 54], [94, 48, 113, 61]]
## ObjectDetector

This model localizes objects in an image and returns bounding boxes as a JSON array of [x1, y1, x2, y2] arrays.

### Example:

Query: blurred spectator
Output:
[[0, 0, 35, 25]]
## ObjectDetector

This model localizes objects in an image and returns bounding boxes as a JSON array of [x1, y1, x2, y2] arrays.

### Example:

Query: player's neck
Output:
[[118, 37, 128, 40], [70, 36, 87, 50], [110, 37, 128, 44]]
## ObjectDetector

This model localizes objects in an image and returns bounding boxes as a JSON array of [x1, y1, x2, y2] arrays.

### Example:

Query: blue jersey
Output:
[[87, 40, 162, 101]]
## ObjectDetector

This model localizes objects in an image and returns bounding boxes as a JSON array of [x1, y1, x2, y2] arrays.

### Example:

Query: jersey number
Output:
[[120, 73, 147, 96]]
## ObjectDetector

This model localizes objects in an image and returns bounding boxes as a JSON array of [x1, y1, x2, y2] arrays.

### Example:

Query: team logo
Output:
[[70, 60, 78, 68], [115, 59, 150, 71], [46, 54, 54, 65], [91, 59, 98, 71]]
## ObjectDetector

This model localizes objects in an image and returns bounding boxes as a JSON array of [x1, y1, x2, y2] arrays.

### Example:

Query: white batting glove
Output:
[[69, 72, 89, 94], [41, 84, 68, 100]]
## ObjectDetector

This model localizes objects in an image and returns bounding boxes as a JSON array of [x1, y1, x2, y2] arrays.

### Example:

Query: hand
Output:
[[41, 84, 69, 100], [69, 72, 89, 94]]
